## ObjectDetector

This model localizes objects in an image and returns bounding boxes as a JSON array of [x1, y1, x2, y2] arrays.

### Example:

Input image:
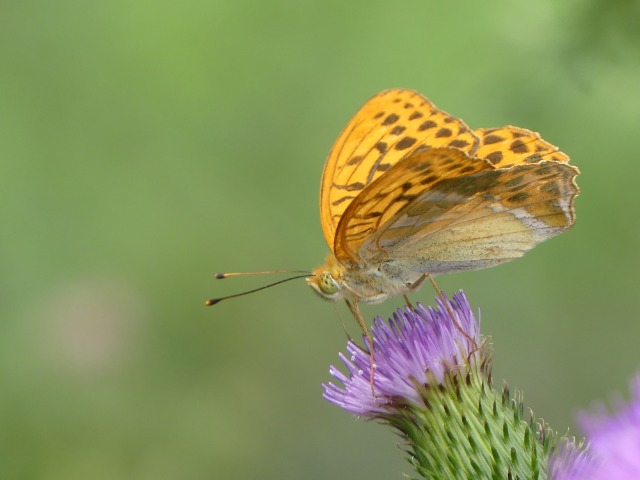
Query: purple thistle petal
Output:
[[550, 373, 640, 480], [323, 291, 481, 417], [548, 441, 592, 480], [579, 374, 640, 478]]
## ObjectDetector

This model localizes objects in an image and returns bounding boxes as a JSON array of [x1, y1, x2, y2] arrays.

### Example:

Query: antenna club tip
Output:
[[214, 273, 226, 279], [205, 299, 220, 306]]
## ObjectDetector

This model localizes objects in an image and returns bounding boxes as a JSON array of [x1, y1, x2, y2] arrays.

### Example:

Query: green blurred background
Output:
[[2, 0, 639, 478]]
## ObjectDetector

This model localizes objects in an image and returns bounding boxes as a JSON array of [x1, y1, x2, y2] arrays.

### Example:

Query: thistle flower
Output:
[[324, 291, 556, 479], [551, 374, 640, 479], [323, 292, 481, 416]]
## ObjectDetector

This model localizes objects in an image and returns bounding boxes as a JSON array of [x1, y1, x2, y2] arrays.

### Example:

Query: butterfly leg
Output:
[[404, 274, 428, 310], [333, 302, 354, 342], [403, 294, 414, 309], [424, 273, 478, 350], [345, 299, 376, 397]]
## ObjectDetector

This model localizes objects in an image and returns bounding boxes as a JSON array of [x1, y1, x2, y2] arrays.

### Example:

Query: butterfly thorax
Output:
[[307, 253, 423, 304]]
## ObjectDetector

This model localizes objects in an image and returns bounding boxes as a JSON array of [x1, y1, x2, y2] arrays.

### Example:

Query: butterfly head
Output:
[[309, 271, 340, 298], [307, 254, 348, 301]]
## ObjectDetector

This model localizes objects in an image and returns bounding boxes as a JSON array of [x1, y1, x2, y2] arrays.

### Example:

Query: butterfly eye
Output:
[[319, 273, 339, 296]]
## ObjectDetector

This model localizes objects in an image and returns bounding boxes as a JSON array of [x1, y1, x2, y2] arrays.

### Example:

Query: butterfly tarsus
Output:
[[345, 299, 377, 398], [333, 303, 354, 342], [425, 273, 478, 350], [403, 294, 414, 310]]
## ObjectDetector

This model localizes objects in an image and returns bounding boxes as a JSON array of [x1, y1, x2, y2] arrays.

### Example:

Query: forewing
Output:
[[361, 161, 580, 273], [475, 126, 569, 167], [320, 89, 480, 250], [333, 147, 494, 265]]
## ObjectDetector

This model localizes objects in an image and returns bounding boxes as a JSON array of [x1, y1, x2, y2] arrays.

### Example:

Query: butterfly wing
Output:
[[360, 157, 580, 274], [333, 147, 495, 265], [320, 89, 480, 252], [474, 126, 570, 167]]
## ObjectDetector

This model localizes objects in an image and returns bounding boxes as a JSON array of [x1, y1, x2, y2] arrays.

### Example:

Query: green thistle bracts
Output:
[[392, 366, 554, 480]]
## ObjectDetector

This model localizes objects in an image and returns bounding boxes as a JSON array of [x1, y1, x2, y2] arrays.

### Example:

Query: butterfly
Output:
[[305, 89, 580, 330]]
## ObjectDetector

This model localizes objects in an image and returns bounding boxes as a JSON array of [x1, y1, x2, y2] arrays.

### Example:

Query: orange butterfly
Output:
[[209, 89, 579, 349], [306, 89, 579, 331]]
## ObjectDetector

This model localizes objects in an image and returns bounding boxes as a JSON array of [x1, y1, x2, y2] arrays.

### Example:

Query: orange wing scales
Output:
[[361, 161, 579, 273], [333, 147, 494, 264], [376, 161, 578, 248], [320, 89, 480, 248], [474, 126, 569, 167]]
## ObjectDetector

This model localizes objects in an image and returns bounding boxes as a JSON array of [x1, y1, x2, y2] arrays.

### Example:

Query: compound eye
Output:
[[319, 273, 338, 295]]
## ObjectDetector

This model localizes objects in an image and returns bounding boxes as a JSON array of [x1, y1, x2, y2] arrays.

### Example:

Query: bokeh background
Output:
[[2, 0, 640, 478]]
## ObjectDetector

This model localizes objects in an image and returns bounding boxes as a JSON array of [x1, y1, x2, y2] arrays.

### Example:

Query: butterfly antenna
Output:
[[205, 273, 311, 306], [214, 270, 311, 279]]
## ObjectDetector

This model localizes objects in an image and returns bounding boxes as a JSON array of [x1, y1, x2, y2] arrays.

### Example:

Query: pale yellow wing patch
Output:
[[475, 126, 569, 168], [333, 147, 494, 265], [320, 89, 480, 251], [362, 161, 580, 274]]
